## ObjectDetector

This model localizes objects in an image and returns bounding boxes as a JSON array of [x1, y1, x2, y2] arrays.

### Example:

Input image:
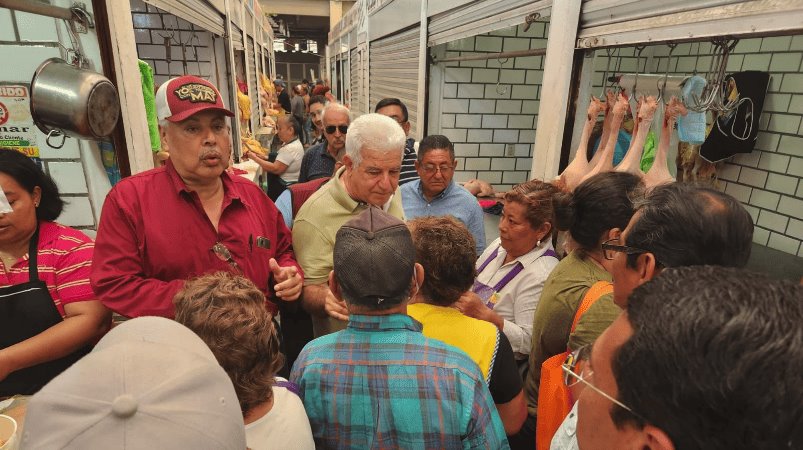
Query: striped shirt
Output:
[[0, 221, 95, 316], [398, 138, 419, 186], [290, 313, 509, 449]]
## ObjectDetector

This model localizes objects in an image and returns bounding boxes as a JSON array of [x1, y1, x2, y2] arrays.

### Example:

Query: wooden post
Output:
[[104, 0, 153, 174]]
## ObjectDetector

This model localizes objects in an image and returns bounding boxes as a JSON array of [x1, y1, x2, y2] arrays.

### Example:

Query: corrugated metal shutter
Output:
[[579, 0, 736, 29], [246, 36, 259, 129], [144, 0, 225, 36], [369, 26, 420, 133], [576, 0, 802, 48], [428, 0, 552, 47], [231, 24, 244, 51], [350, 48, 363, 116]]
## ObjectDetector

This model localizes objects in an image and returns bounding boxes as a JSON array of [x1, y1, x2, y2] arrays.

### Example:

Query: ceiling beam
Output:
[[260, 0, 331, 17]]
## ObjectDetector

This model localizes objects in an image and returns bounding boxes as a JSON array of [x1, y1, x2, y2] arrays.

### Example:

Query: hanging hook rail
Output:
[[432, 47, 546, 64], [686, 38, 740, 113], [631, 44, 647, 100], [656, 43, 677, 103], [599, 48, 614, 98]]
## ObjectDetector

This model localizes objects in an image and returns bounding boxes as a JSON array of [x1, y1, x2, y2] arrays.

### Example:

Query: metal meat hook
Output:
[[522, 12, 541, 33]]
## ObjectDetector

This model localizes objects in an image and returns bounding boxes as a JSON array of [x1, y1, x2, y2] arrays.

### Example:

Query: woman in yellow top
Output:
[[406, 216, 526, 435]]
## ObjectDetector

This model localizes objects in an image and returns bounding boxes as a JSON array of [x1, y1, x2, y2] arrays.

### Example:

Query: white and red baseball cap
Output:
[[155, 75, 235, 122]]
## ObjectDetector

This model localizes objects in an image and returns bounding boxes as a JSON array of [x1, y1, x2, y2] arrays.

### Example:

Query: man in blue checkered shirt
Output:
[[291, 207, 509, 449]]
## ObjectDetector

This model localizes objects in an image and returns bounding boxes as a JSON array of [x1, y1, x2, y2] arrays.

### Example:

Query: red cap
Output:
[[155, 75, 235, 122]]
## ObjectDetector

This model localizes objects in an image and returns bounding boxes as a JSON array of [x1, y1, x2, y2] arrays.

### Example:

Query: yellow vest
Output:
[[407, 303, 499, 382]]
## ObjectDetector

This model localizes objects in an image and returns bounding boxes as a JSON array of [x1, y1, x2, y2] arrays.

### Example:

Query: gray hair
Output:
[[345, 113, 405, 168], [158, 118, 170, 128], [320, 102, 350, 126]]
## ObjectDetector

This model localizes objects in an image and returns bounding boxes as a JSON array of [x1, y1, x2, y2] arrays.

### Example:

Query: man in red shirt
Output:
[[91, 75, 302, 318]]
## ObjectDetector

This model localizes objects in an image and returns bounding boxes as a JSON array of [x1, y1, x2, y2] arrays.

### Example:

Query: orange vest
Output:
[[535, 281, 613, 450]]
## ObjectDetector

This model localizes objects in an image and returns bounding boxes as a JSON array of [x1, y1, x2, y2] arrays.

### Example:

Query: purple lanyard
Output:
[[274, 379, 301, 397], [476, 246, 558, 292]]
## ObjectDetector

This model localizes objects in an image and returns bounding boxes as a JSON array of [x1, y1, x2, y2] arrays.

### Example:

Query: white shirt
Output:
[[245, 377, 315, 450], [276, 139, 305, 182], [475, 238, 558, 358], [550, 402, 579, 450]]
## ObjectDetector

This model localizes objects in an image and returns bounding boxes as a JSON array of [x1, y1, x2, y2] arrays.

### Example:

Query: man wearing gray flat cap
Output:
[[290, 207, 509, 449]]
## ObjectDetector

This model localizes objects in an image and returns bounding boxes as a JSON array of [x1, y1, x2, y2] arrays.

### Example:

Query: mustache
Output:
[[199, 148, 226, 159]]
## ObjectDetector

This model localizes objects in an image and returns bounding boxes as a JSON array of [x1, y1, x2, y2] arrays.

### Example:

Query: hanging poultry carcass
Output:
[[558, 96, 605, 191], [615, 95, 658, 177], [587, 90, 617, 170], [645, 97, 688, 189], [580, 93, 629, 183]]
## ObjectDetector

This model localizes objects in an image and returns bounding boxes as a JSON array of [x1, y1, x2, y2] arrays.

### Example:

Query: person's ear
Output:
[[159, 126, 170, 151], [414, 160, 420, 170], [635, 252, 659, 285], [328, 270, 343, 301], [642, 424, 675, 450], [411, 263, 424, 296], [608, 227, 622, 240], [537, 221, 552, 240], [32, 186, 42, 207], [343, 154, 354, 171], [402, 121, 411, 135]]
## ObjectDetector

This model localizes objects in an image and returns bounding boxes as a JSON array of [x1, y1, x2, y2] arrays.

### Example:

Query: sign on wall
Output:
[[0, 83, 40, 161]]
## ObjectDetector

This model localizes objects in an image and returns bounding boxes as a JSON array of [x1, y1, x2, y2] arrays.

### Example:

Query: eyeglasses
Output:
[[561, 345, 641, 418], [421, 164, 454, 175], [562, 345, 592, 387], [211, 242, 243, 275], [324, 125, 348, 134], [601, 237, 649, 261]]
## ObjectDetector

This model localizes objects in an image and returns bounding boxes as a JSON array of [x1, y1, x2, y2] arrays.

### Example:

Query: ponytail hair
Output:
[[552, 172, 644, 251]]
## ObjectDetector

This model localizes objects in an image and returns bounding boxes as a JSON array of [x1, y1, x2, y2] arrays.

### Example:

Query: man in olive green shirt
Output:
[[293, 113, 406, 337]]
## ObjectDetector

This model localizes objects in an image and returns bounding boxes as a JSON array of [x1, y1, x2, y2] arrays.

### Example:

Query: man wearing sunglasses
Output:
[[92, 76, 303, 320], [293, 113, 406, 338], [574, 266, 802, 450], [298, 103, 350, 183], [604, 182, 753, 309]]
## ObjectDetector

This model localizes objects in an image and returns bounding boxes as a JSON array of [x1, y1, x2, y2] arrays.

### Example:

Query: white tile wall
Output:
[[58, 197, 95, 227], [0, 9, 15, 41], [49, 162, 89, 194], [15, 11, 59, 42], [130, 0, 216, 86], [638, 35, 803, 256], [433, 21, 549, 190], [0, 5, 109, 232]]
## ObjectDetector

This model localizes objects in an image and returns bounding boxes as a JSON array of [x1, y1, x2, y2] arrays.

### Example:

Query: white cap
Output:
[[21, 317, 246, 450]]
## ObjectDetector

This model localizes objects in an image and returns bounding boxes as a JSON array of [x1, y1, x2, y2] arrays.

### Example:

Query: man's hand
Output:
[[270, 258, 302, 301], [323, 288, 348, 321]]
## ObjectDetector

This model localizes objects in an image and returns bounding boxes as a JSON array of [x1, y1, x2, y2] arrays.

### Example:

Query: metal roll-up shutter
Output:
[[144, 0, 225, 36], [428, 0, 552, 47], [329, 55, 337, 97], [369, 26, 420, 133], [246, 37, 259, 126], [231, 24, 244, 51], [577, 0, 802, 48], [350, 48, 363, 116]]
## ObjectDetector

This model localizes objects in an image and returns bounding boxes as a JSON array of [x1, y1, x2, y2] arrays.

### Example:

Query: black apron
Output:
[[0, 227, 90, 396]]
